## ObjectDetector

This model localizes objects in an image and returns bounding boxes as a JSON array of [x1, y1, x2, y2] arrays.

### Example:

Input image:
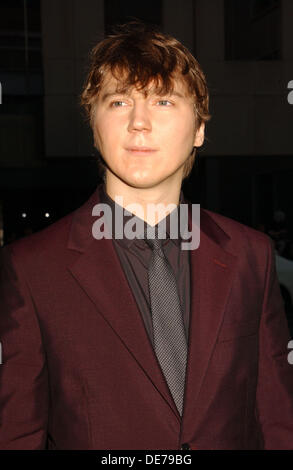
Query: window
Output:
[[0, 0, 42, 72]]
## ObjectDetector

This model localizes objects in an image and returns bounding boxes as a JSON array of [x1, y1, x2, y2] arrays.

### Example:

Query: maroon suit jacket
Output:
[[1, 185, 293, 450]]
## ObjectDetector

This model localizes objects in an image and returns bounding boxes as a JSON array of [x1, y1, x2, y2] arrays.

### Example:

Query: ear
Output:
[[193, 122, 205, 148]]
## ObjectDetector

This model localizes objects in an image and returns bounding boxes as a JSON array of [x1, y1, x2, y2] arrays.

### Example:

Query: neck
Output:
[[105, 174, 182, 226]]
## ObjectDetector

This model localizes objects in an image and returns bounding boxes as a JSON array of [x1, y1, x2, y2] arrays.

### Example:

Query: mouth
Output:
[[125, 147, 158, 154]]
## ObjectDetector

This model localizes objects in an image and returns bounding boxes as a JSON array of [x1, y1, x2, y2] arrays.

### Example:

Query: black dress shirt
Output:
[[99, 184, 191, 348]]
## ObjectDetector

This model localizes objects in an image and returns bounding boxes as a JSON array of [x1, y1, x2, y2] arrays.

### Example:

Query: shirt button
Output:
[[181, 442, 190, 450]]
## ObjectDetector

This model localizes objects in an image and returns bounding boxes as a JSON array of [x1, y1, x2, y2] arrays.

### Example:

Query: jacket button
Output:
[[181, 442, 190, 450]]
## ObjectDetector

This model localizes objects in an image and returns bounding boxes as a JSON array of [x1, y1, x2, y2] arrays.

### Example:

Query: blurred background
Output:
[[0, 0, 293, 334]]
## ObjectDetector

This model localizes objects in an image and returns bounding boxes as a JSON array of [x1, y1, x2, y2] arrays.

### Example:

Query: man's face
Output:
[[92, 72, 204, 191]]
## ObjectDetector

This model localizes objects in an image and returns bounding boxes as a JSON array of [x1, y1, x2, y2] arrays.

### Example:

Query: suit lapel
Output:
[[182, 207, 238, 424], [67, 186, 238, 422]]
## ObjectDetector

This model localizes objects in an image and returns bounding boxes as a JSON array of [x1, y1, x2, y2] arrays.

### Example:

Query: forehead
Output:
[[98, 70, 192, 98]]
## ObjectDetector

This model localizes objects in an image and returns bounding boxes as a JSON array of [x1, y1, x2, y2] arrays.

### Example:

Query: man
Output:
[[1, 22, 293, 450]]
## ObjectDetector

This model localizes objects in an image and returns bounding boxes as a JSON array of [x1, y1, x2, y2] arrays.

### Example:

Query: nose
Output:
[[127, 102, 152, 133]]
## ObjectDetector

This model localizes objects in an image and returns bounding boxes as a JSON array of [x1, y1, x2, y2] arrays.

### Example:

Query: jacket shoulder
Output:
[[201, 208, 273, 252]]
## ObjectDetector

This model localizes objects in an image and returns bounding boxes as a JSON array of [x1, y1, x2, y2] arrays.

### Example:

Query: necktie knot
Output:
[[144, 227, 165, 253]]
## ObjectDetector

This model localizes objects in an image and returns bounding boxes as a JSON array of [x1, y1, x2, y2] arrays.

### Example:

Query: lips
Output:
[[125, 146, 157, 152]]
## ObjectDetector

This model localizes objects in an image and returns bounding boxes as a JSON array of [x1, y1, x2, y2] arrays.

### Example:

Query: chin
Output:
[[123, 178, 159, 189], [119, 170, 161, 188]]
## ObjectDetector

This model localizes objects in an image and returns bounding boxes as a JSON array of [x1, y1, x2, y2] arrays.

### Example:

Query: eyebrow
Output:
[[100, 90, 185, 102], [100, 91, 131, 102]]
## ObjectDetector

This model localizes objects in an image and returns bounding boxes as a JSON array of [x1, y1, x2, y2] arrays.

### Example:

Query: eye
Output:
[[110, 101, 127, 107], [157, 100, 172, 106]]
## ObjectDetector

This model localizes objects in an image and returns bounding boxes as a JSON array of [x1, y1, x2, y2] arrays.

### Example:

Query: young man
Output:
[[1, 23, 293, 450]]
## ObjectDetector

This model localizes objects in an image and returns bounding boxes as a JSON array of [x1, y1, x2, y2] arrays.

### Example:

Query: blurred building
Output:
[[0, 0, 293, 244]]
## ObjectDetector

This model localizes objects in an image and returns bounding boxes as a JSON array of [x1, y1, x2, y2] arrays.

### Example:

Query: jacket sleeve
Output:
[[0, 245, 49, 449], [255, 236, 293, 449]]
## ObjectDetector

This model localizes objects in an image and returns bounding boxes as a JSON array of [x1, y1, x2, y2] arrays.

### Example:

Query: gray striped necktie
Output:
[[145, 233, 188, 417]]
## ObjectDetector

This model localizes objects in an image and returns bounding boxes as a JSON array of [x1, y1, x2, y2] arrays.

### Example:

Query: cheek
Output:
[[167, 126, 196, 155], [93, 119, 114, 152], [97, 117, 125, 149], [165, 113, 196, 141]]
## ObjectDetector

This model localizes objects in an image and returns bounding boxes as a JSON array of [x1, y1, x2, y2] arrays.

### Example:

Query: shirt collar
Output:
[[99, 183, 186, 249]]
